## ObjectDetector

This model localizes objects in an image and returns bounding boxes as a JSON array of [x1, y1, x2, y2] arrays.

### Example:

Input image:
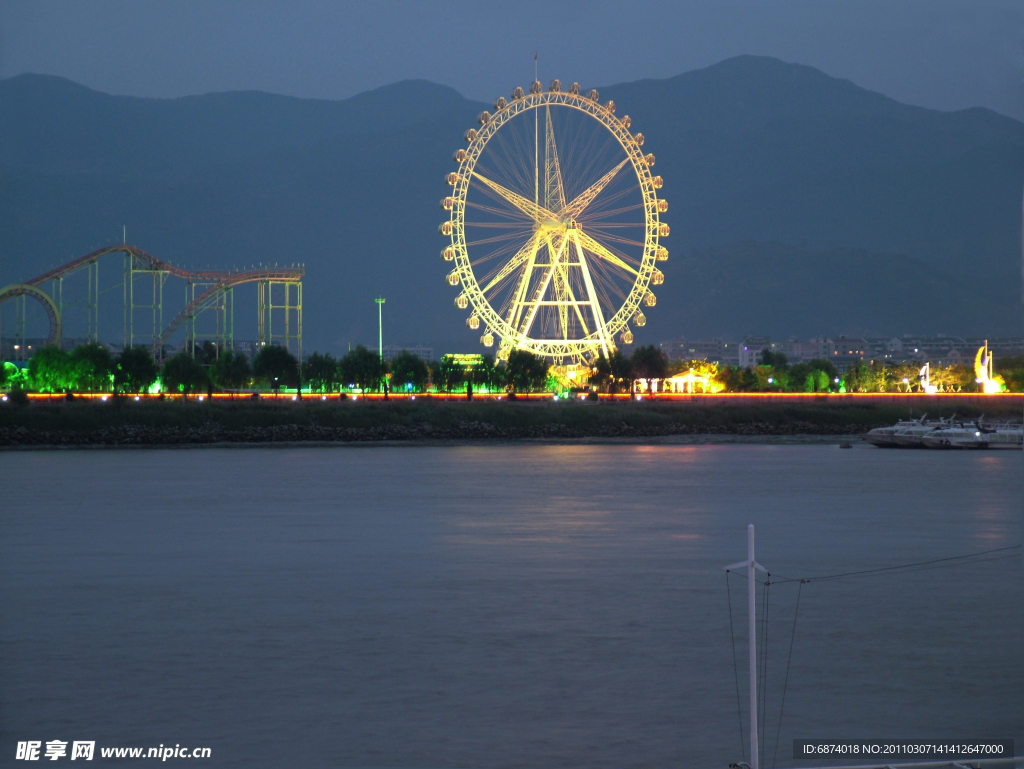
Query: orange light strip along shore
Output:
[[18, 392, 1024, 403]]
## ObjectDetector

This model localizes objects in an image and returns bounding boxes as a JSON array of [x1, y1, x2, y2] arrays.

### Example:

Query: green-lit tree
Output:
[[472, 354, 500, 392], [339, 345, 386, 391], [69, 343, 113, 392], [161, 353, 209, 398], [503, 349, 549, 394], [211, 350, 252, 391], [389, 351, 429, 392], [434, 356, 465, 393], [0, 360, 7, 390], [302, 352, 338, 392], [253, 344, 299, 391], [995, 355, 1024, 392], [28, 345, 74, 392], [114, 346, 159, 394]]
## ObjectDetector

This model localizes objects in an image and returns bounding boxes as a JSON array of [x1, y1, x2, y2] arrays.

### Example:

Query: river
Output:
[[1, 444, 1020, 768]]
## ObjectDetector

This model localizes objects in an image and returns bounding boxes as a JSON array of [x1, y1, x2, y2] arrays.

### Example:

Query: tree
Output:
[[891, 362, 920, 392], [114, 346, 159, 394], [630, 345, 668, 391], [995, 355, 1024, 392], [69, 343, 113, 392], [389, 351, 429, 392], [28, 346, 74, 392], [0, 360, 7, 390], [435, 356, 466, 393], [592, 352, 612, 392], [211, 350, 252, 390], [503, 349, 549, 394], [608, 350, 634, 392], [473, 354, 501, 392], [759, 350, 788, 369], [161, 353, 208, 398], [339, 345, 386, 391], [253, 344, 299, 391], [192, 340, 220, 366], [302, 352, 337, 392]]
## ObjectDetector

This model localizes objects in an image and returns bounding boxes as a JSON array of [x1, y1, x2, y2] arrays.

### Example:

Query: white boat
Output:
[[892, 417, 951, 447], [921, 422, 1023, 450], [865, 419, 918, 447]]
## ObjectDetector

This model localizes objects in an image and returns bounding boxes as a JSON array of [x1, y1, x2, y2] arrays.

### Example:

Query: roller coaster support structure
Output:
[[1, 244, 303, 362], [257, 280, 302, 361]]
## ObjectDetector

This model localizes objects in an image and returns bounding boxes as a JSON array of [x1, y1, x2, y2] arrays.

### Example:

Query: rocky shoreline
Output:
[[0, 419, 877, 447]]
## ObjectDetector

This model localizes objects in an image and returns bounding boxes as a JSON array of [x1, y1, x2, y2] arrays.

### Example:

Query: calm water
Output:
[[1, 444, 1020, 768]]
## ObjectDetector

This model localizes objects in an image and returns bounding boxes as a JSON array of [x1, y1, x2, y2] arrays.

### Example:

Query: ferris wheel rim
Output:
[[444, 88, 664, 362]]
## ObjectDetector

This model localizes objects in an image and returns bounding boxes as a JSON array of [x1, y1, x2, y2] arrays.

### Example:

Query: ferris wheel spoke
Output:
[[561, 159, 629, 219], [466, 200, 536, 219], [576, 230, 639, 276], [473, 172, 555, 223], [466, 230, 534, 248], [505, 235, 545, 333], [480, 233, 541, 294], [576, 181, 641, 220]]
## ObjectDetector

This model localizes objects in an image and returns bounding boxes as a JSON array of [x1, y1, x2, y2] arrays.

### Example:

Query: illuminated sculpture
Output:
[[919, 362, 937, 394], [974, 341, 1002, 394], [440, 80, 666, 363]]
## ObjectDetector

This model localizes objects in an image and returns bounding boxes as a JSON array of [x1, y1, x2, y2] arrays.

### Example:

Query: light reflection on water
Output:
[[0, 444, 1020, 769]]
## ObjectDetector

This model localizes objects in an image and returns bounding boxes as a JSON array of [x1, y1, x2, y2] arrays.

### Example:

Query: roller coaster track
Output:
[[3, 244, 303, 356]]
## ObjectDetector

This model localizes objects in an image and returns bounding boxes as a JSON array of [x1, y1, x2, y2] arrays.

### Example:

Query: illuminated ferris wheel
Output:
[[440, 79, 668, 364]]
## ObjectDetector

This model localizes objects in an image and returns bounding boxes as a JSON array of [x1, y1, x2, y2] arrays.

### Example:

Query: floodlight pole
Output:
[[725, 524, 769, 769], [375, 297, 385, 361]]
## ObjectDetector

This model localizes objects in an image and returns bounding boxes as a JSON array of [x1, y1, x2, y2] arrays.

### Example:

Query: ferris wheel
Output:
[[440, 79, 668, 364]]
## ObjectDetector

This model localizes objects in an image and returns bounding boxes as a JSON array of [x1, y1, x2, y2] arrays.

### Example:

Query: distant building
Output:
[[382, 344, 433, 362], [738, 336, 771, 368], [230, 340, 262, 361], [818, 336, 868, 372], [659, 338, 739, 366]]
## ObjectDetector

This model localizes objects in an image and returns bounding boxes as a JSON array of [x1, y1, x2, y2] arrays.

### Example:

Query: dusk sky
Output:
[[2, 0, 1022, 120]]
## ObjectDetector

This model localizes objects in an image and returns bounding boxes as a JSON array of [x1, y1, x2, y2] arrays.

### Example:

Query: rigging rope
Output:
[[723, 543, 1018, 767], [771, 579, 804, 769], [760, 579, 770, 767], [726, 571, 746, 761], [771, 544, 1020, 585]]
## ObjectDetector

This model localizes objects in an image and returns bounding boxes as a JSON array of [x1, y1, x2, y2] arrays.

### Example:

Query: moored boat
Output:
[[892, 417, 951, 447], [921, 422, 1023, 449], [865, 419, 916, 447]]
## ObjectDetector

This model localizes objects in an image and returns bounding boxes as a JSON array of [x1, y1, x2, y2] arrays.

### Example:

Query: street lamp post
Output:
[[375, 297, 385, 361]]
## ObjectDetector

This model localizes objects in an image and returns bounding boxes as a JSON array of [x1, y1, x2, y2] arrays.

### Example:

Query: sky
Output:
[[1, 0, 1022, 121]]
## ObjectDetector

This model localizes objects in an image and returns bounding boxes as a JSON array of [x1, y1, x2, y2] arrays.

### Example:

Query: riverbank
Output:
[[2, 396, 1021, 447]]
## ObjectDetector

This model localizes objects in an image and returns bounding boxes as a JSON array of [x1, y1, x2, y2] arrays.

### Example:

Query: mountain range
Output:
[[1, 55, 1022, 355]]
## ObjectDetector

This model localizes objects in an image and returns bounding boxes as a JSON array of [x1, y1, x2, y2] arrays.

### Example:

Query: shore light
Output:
[[101, 395, 108, 401]]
